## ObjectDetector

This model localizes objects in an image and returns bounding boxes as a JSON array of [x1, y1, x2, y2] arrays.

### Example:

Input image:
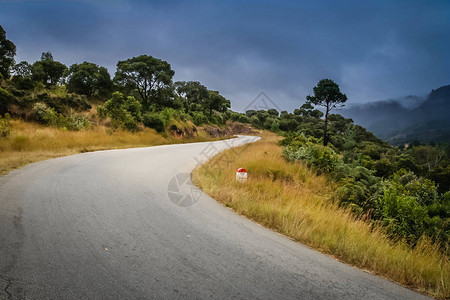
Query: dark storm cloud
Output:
[[1, 0, 449, 111]]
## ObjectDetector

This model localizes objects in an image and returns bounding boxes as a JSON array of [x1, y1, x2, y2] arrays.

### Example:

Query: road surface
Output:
[[0, 136, 428, 299]]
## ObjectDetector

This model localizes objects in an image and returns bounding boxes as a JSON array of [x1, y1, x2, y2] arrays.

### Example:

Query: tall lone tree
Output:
[[0, 25, 16, 78], [306, 79, 347, 146]]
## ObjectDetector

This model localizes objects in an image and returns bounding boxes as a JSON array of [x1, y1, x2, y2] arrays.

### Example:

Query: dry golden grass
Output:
[[192, 131, 449, 299], [0, 119, 222, 175]]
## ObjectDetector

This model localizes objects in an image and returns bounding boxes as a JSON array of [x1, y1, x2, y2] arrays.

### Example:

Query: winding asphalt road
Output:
[[0, 136, 429, 299]]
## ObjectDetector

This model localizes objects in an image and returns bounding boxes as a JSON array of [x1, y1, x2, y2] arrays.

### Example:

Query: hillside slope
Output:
[[342, 85, 450, 144]]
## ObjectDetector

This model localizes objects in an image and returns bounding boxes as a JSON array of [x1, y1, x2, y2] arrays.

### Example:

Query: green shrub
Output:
[[283, 143, 339, 173], [65, 111, 91, 131], [238, 114, 250, 123], [191, 111, 208, 126], [0, 113, 11, 137], [143, 113, 165, 132], [32, 102, 90, 130], [0, 87, 16, 115], [332, 163, 384, 214], [32, 102, 59, 125], [376, 185, 429, 244], [98, 92, 142, 131], [373, 158, 395, 178]]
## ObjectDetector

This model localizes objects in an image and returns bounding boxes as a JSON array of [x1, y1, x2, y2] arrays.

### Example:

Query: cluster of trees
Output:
[[0, 25, 231, 132]]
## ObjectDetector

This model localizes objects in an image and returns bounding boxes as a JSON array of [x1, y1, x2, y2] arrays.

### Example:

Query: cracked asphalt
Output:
[[0, 136, 430, 299]]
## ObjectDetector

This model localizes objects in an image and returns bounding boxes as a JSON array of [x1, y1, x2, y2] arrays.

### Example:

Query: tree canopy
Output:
[[66, 61, 113, 98], [0, 25, 16, 78], [32, 52, 67, 87], [306, 79, 347, 146], [114, 55, 174, 108], [174, 81, 209, 113]]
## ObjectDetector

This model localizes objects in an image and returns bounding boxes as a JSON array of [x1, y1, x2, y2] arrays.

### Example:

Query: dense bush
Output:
[[333, 163, 384, 214], [190, 111, 209, 126], [0, 86, 15, 115], [32, 102, 90, 130], [98, 92, 142, 131], [376, 185, 430, 244], [143, 113, 165, 132], [32, 102, 59, 125], [283, 143, 339, 173], [0, 113, 11, 137]]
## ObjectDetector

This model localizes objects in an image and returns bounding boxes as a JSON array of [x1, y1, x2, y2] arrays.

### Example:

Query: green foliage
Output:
[[0, 112, 11, 137], [377, 185, 430, 244], [114, 55, 174, 108], [65, 61, 113, 98], [98, 92, 142, 131], [174, 81, 230, 120], [409, 145, 445, 173], [238, 114, 250, 123], [32, 102, 90, 130], [32, 52, 67, 87], [143, 113, 165, 132], [373, 158, 395, 178], [281, 126, 449, 250], [333, 163, 384, 214], [283, 143, 339, 173], [306, 79, 347, 146], [429, 165, 450, 192], [207, 90, 231, 114], [143, 107, 191, 132], [0, 25, 16, 78], [12, 61, 34, 90], [0, 86, 15, 115]]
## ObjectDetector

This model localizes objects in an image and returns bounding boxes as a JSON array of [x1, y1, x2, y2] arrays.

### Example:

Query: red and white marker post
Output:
[[236, 168, 247, 183]]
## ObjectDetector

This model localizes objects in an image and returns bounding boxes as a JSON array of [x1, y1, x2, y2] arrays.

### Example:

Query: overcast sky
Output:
[[1, 0, 449, 111]]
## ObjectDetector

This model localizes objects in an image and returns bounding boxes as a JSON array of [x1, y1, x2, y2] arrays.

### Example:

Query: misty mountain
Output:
[[341, 85, 450, 145]]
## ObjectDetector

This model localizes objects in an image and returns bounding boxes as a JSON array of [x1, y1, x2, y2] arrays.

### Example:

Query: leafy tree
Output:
[[174, 81, 209, 113], [41, 51, 53, 61], [294, 103, 314, 116], [65, 62, 113, 98], [245, 109, 257, 118], [267, 108, 279, 117], [306, 79, 347, 146], [409, 145, 445, 173], [12, 61, 34, 90], [205, 90, 230, 115], [114, 55, 174, 109], [13, 61, 32, 77], [0, 25, 16, 78], [32, 52, 67, 87]]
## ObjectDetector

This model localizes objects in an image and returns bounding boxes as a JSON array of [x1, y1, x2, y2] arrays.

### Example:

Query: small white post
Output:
[[236, 168, 247, 183]]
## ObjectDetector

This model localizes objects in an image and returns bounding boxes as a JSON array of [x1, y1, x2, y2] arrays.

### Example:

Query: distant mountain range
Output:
[[341, 85, 450, 145]]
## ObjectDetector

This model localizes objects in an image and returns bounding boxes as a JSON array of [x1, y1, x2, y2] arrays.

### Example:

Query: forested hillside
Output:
[[0, 25, 244, 138]]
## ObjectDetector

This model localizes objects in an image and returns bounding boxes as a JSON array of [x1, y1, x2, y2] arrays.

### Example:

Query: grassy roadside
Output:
[[0, 119, 226, 176], [192, 131, 449, 299]]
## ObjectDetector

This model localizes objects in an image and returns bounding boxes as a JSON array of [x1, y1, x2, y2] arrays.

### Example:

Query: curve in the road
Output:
[[0, 136, 429, 299]]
